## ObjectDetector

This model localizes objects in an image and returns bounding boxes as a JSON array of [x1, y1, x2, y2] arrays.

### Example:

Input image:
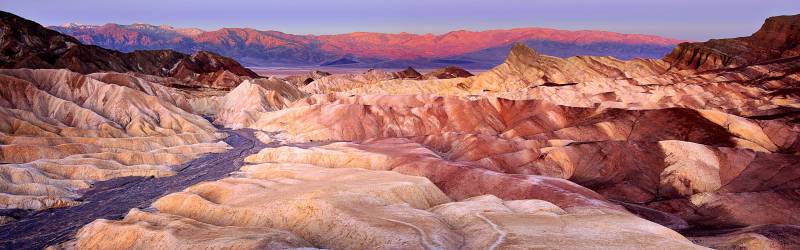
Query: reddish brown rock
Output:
[[423, 66, 474, 79], [689, 224, 800, 250], [245, 138, 625, 211], [392, 67, 423, 79], [664, 14, 800, 70]]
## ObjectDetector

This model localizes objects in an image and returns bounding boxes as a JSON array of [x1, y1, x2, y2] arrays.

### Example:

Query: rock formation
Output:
[[282, 70, 332, 87], [60, 163, 705, 249], [468, 43, 670, 89], [392, 67, 423, 79], [664, 14, 800, 70], [689, 225, 800, 249], [214, 78, 306, 128], [299, 69, 399, 94], [423, 66, 474, 79], [0, 68, 229, 211]]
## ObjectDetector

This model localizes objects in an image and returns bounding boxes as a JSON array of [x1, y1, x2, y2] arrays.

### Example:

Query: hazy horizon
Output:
[[4, 0, 799, 41]]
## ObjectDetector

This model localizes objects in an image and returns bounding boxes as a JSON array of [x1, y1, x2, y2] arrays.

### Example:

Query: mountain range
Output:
[[0, 11, 258, 89], [50, 23, 684, 68]]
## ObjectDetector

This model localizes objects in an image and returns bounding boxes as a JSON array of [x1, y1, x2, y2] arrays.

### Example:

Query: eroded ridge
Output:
[[61, 163, 704, 250], [0, 69, 236, 212], [0, 129, 265, 249]]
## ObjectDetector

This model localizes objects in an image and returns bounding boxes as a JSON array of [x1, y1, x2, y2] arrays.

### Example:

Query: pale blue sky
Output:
[[2, 0, 799, 40]]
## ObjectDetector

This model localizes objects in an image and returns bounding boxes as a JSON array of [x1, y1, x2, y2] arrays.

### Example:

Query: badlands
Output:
[[1, 10, 800, 250]]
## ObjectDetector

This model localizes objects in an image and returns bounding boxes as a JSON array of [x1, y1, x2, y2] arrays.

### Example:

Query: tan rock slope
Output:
[[215, 78, 307, 128], [62, 163, 705, 249], [300, 69, 399, 94], [300, 67, 431, 94], [282, 70, 332, 87], [0, 69, 228, 211]]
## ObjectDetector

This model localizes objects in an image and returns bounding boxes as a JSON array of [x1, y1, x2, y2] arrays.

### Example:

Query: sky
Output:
[[2, 0, 799, 41]]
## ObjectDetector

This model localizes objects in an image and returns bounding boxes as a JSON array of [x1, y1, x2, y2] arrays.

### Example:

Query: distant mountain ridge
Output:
[[0, 11, 258, 88], [50, 23, 685, 68]]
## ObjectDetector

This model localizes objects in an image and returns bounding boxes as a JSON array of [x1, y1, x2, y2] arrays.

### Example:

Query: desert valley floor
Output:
[[1, 10, 800, 250]]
